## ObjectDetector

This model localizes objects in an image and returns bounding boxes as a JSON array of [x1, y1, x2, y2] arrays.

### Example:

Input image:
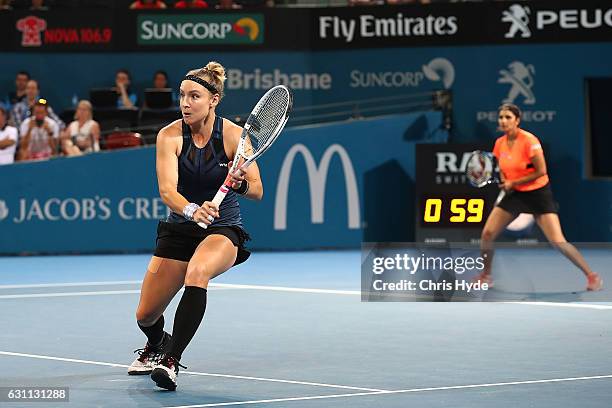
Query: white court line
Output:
[[0, 280, 141, 289], [163, 374, 612, 408], [503, 301, 612, 310], [0, 280, 359, 295], [0, 351, 384, 393], [1, 281, 611, 310], [210, 283, 360, 296], [0, 290, 142, 299]]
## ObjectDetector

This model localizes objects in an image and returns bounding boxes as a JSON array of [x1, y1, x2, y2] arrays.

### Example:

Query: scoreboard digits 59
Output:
[[415, 144, 498, 242]]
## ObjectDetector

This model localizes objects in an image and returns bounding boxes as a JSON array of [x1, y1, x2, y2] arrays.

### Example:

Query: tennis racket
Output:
[[198, 85, 293, 229], [465, 150, 509, 206]]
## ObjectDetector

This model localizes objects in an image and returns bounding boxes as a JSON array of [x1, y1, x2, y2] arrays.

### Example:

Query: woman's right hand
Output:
[[193, 201, 219, 225], [115, 80, 126, 93], [500, 180, 515, 192]]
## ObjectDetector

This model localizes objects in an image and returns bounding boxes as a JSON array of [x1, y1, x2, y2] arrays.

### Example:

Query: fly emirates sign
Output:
[[318, 13, 458, 43]]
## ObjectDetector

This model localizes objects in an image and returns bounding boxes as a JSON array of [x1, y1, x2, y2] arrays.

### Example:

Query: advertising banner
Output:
[[2, 1, 612, 52], [0, 112, 445, 254], [311, 1, 612, 49], [136, 14, 264, 46], [414, 144, 499, 243], [3, 10, 115, 51]]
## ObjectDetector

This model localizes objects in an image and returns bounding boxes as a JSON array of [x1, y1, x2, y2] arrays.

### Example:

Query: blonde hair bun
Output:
[[204, 61, 226, 83]]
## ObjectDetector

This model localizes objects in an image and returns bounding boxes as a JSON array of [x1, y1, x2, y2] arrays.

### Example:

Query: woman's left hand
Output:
[[228, 161, 246, 189]]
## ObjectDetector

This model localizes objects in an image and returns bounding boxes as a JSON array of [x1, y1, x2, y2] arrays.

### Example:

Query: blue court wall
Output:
[[2, 42, 612, 242], [0, 111, 446, 254]]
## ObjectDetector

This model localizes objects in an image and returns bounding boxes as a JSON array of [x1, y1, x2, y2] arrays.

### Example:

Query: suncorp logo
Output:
[[138, 14, 263, 45], [274, 144, 360, 230], [502, 4, 612, 38], [477, 61, 557, 123], [422, 58, 455, 89], [226, 69, 332, 90], [350, 57, 455, 89]]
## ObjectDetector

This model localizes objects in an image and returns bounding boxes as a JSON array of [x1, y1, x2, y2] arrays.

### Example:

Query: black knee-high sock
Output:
[[138, 315, 165, 348], [168, 286, 207, 361]]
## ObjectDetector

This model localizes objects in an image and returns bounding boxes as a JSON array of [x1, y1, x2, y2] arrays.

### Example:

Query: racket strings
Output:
[[467, 152, 494, 187], [245, 88, 290, 157]]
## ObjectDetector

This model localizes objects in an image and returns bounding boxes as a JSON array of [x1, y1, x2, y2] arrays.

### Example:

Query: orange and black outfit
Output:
[[492, 129, 558, 215]]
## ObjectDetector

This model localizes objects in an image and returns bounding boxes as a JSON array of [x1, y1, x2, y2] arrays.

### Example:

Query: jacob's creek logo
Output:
[[16, 15, 112, 47], [0, 200, 8, 221], [502, 4, 612, 38], [0, 197, 169, 223], [477, 61, 557, 123], [138, 14, 263, 45], [319, 13, 457, 43], [350, 57, 455, 89]]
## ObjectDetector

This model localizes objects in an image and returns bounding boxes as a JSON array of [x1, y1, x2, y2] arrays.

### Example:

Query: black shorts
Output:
[[497, 183, 558, 215], [154, 221, 251, 265]]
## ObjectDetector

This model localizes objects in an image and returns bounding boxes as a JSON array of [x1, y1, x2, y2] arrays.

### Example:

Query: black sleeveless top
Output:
[[166, 116, 243, 227]]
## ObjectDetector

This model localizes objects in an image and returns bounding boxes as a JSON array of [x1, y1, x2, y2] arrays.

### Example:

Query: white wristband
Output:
[[182, 203, 200, 221]]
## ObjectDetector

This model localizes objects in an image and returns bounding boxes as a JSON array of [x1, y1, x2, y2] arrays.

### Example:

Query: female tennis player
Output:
[[127, 61, 263, 391], [475, 103, 602, 291]]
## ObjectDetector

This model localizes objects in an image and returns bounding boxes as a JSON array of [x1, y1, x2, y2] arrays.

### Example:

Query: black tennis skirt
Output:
[[497, 183, 558, 215], [154, 221, 251, 265]]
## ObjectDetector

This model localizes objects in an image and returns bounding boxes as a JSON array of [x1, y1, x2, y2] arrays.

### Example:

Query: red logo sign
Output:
[[17, 16, 47, 47], [16, 15, 113, 48]]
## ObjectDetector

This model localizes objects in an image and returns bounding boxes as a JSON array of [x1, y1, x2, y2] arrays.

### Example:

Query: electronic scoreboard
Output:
[[415, 144, 500, 243]]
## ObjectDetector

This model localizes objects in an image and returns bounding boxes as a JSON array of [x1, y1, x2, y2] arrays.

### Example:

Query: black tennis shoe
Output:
[[151, 354, 186, 391]]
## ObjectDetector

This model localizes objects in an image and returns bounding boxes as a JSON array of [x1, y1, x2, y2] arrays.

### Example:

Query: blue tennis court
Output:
[[1, 250, 611, 407]]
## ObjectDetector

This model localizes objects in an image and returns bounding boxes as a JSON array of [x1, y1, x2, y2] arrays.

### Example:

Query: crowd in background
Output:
[[0, 0, 523, 163], [0, 69, 176, 165]]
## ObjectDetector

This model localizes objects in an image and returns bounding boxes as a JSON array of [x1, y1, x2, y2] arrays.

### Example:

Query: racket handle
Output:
[[197, 162, 252, 229], [495, 190, 506, 206], [197, 186, 230, 229]]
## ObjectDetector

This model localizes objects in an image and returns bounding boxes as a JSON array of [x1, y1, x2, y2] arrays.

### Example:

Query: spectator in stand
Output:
[[386, 0, 431, 4], [0, 106, 18, 165], [115, 69, 138, 109], [18, 99, 59, 161], [6, 71, 29, 110], [30, 0, 48, 11], [174, 0, 208, 8], [216, 0, 242, 9], [349, 0, 384, 5], [61, 100, 100, 157], [130, 0, 167, 9], [153, 70, 170, 89], [10, 79, 65, 130], [144, 70, 177, 108], [0, 0, 13, 11]]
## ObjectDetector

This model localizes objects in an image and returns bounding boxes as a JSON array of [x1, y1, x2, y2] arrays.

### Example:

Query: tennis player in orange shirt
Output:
[[475, 103, 602, 291]]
